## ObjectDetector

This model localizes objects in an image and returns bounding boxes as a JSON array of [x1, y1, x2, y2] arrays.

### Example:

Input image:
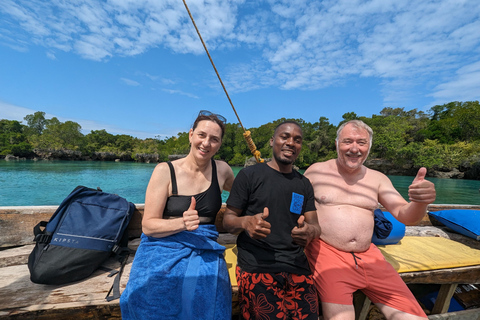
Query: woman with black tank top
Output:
[[120, 110, 235, 320]]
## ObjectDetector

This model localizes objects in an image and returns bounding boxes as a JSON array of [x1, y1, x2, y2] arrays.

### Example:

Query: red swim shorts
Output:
[[305, 239, 427, 318]]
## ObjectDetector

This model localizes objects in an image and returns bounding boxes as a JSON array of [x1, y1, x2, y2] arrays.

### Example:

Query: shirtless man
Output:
[[304, 120, 436, 320]]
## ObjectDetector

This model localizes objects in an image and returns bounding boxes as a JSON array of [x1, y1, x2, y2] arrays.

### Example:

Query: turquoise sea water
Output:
[[0, 160, 479, 206]]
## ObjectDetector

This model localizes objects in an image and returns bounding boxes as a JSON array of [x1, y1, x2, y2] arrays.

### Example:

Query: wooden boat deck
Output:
[[1, 204, 480, 319]]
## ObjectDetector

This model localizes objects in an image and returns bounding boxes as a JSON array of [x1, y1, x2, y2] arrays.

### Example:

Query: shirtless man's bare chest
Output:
[[305, 159, 381, 252]]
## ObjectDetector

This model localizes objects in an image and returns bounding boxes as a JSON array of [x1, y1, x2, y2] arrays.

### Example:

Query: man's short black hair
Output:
[[273, 120, 303, 136]]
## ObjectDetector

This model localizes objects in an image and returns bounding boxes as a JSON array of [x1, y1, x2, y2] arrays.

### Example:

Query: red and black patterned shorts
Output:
[[236, 265, 319, 320]]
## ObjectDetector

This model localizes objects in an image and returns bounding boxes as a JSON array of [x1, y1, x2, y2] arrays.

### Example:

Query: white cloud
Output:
[[161, 88, 199, 99], [0, 101, 37, 122], [76, 118, 165, 139], [120, 78, 141, 86], [46, 51, 56, 60], [1, 0, 480, 105], [431, 61, 480, 103]]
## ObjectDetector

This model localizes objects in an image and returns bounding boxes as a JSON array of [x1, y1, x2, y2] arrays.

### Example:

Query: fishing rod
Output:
[[181, 0, 264, 163]]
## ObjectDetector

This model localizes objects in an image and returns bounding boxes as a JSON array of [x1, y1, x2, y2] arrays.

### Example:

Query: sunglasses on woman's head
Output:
[[198, 110, 227, 124]]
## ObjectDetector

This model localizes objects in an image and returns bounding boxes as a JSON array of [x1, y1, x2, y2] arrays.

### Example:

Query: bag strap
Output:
[[105, 246, 132, 301], [33, 221, 51, 243], [105, 229, 133, 301]]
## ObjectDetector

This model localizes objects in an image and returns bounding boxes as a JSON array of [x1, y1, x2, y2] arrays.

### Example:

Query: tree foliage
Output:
[[29, 117, 83, 150], [0, 101, 478, 173], [24, 111, 47, 136], [0, 119, 32, 156], [426, 101, 480, 143]]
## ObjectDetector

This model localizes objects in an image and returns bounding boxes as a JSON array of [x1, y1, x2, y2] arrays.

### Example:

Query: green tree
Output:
[[366, 115, 410, 160], [83, 129, 116, 154], [305, 117, 336, 163], [217, 123, 242, 163], [341, 112, 359, 123], [31, 117, 83, 150], [115, 135, 135, 152], [24, 111, 47, 136], [0, 119, 32, 156], [426, 101, 480, 143]]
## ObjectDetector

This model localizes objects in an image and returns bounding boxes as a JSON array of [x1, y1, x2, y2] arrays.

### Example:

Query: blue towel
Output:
[[120, 225, 232, 320]]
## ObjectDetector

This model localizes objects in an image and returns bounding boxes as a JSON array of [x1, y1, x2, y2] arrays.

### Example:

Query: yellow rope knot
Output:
[[243, 131, 264, 163]]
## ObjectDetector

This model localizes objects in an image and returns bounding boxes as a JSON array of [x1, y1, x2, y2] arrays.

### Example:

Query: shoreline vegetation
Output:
[[2, 101, 480, 180]]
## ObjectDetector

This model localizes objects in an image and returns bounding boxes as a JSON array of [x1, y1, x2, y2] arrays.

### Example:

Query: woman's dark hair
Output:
[[192, 110, 227, 138]]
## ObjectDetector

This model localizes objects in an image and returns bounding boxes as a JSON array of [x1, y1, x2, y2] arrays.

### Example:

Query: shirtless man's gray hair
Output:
[[335, 120, 373, 148]]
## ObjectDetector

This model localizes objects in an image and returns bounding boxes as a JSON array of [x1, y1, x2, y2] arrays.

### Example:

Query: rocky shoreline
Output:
[[3, 152, 480, 180], [3, 150, 160, 163], [243, 157, 480, 180], [364, 158, 480, 180]]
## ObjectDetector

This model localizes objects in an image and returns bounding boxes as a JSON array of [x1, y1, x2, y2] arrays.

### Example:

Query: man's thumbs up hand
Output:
[[245, 207, 271, 239], [408, 167, 436, 203]]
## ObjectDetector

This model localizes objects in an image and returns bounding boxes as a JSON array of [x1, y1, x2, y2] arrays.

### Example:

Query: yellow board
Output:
[[224, 244, 238, 286], [378, 236, 480, 273], [224, 237, 480, 281]]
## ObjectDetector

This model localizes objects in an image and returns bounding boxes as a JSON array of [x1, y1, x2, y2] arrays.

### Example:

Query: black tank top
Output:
[[163, 159, 222, 225]]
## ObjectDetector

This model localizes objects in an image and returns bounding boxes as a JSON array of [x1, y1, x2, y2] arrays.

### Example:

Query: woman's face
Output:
[[189, 120, 223, 159]]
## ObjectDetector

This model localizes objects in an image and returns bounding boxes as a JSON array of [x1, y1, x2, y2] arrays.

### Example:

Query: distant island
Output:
[[1, 101, 479, 180]]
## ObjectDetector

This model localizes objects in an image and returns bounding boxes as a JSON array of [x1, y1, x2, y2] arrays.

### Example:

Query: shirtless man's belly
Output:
[[317, 204, 376, 252]]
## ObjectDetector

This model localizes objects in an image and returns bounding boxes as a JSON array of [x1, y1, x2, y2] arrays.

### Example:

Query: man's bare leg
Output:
[[321, 302, 355, 320], [376, 303, 427, 320]]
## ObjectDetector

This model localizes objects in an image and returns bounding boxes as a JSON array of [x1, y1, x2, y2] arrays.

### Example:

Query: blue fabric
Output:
[[120, 225, 232, 320], [373, 209, 393, 239], [372, 211, 406, 245], [419, 291, 464, 312], [429, 209, 480, 241]]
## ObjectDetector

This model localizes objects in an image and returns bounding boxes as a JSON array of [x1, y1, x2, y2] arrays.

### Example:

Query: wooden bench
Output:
[[2, 204, 480, 319]]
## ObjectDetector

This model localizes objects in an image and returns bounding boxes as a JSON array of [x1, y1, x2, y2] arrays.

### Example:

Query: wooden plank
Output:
[[1, 304, 121, 320], [400, 265, 480, 285], [0, 257, 129, 319], [427, 308, 480, 320], [0, 206, 56, 248], [427, 204, 480, 211], [432, 284, 458, 315], [127, 204, 144, 238], [0, 244, 34, 267], [353, 291, 371, 320]]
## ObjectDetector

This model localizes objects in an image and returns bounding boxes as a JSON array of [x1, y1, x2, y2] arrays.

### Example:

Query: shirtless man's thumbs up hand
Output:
[[408, 167, 436, 203]]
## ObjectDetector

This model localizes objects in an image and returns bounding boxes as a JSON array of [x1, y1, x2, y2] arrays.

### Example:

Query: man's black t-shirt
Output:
[[226, 163, 316, 275]]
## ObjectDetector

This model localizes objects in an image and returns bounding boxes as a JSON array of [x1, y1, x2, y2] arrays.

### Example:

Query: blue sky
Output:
[[0, 0, 479, 140]]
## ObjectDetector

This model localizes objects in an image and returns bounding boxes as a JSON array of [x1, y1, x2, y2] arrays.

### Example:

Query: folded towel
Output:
[[373, 209, 393, 239], [120, 225, 232, 320]]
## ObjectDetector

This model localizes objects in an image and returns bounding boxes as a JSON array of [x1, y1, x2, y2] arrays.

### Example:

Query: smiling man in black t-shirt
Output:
[[223, 121, 321, 320]]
